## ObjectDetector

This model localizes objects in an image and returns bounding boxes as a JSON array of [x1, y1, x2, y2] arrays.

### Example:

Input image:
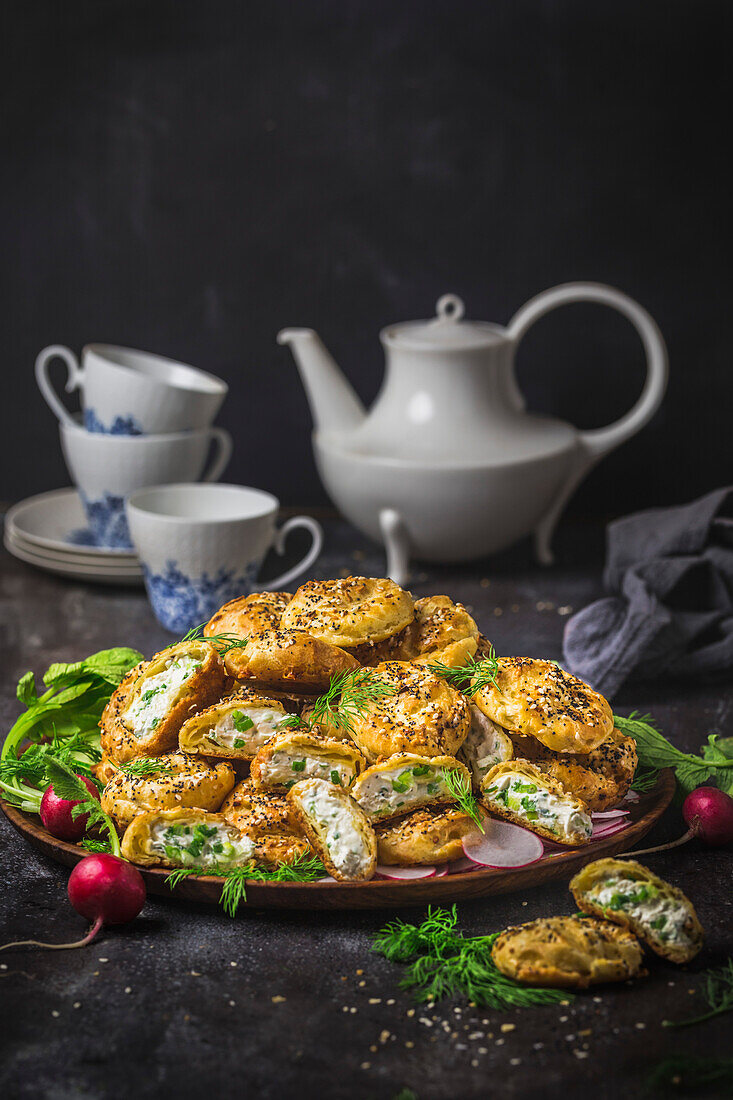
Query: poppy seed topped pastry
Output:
[[348, 661, 471, 763], [403, 595, 479, 663], [376, 805, 476, 865], [571, 859, 704, 964], [281, 576, 414, 649], [178, 688, 289, 760], [351, 753, 471, 822], [510, 726, 637, 812], [204, 592, 293, 669], [480, 760, 592, 846], [100, 661, 150, 764], [220, 778, 302, 838], [250, 731, 366, 791], [225, 628, 359, 694], [491, 916, 644, 989], [473, 657, 613, 754], [101, 751, 236, 828], [287, 777, 377, 882]]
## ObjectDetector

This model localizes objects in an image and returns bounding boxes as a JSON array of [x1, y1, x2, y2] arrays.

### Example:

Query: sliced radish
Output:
[[592, 820, 631, 840], [624, 790, 640, 803], [591, 809, 630, 821], [317, 876, 337, 883], [433, 865, 449, 877], [375, 865, 437, 880], [447, 856, 476, 874], [462, 820, 544, 868]]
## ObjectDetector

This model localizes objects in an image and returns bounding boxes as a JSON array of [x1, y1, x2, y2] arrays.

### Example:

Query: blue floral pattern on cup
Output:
[[80, 491, 133, 549], [84, 408, 144, 435], [141, 560, 259, 633]]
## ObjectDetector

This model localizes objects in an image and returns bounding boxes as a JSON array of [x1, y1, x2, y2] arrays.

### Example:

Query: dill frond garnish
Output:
[[172, 623, 249, 657], [440, 768, 485, 834], [372, 905, 571, 1010], [280, 668, 398, 738], [165, 855, 326, 917], [663, 959, 733, 1028], [117, 757, 175, 779], [426, 647, 500, 697]]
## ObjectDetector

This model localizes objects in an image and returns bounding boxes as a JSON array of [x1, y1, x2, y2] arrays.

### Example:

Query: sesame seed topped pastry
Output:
[[413, 635, 478, 672], [480, 760, 592, 846], [100, 751, 236, 829], [491, 916, 644, 989], [225, 628, 359, 694], [287, 777, 377, 882], [178, 688, 290, 760], [376, 805, 477, 865], [510, 726, 637, 812], [220, 778, 303, 838], [250, 731, 366, 791], [351, 753, 471, 822], [100, 660, 150, 764], [458, 705, 514, 789], [473, 657, 613, 754], [571, 859, 704, 964], [402, 595, 479, 666], [203, 592, 293, 669], [280, 576, 415, 651], [347, 661, 471, 763]]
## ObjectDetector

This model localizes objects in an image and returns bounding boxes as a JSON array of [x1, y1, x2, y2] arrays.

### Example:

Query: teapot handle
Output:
[[507, 282, 668, 564]]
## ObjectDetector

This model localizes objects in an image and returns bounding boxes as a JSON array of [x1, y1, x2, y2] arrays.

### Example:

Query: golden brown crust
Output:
[[491, 916, 644, 989], [570, 858, 704, 964], [473, 657, 613, 753], [348, 661, 471, 763], [480, 760, 592, 846], [351, 753, 472, 822], [100, 662, 151, 764], [223, 628, 359, 693], [100, 751, 236, 828], [220, 778, 302, 837], [94, 754, 118, 786], [406, 595, 479, 658], [510, 727, 637, 812], [376, 805, 475, 865], [250, 731, 366, 790], [281, 576, 414, 648], [287, 778, 377, 882], [413, 635, 478, 671], [178, 688, 288, 760], [204, 592, 293, 674]]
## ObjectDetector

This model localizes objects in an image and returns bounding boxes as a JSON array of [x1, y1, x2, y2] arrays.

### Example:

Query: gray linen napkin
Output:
[[562, 488, 733, 698]]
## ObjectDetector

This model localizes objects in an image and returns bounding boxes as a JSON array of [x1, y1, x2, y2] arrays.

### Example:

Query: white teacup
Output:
[[126, 483, 323, 633], [36, 344, 228, 435], [60, 422, 232, 550]]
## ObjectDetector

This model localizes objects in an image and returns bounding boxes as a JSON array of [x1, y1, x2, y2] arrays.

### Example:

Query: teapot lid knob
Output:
[[434, 294, 465, 323]]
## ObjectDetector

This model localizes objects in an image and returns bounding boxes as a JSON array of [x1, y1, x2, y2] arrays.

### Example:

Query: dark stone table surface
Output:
[[0, 518, 731, 1100]]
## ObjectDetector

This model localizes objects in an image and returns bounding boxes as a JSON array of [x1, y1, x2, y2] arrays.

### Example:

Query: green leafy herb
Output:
[[630, 767, 661, 793], [44, 758, 121, 857], [117, 758, 174, 779], [440, 768, 485, 834], [646, 1055, 733, 1093], [165, 854, 327, 917], [284, 668, 399, 737], [231, 710, 254, 733], [663, 959, 733, 1028], [426, 646, 500, 697], [79, 836, 113, 854], [614, 712, 733, 797], [173, 623, 249, 657], [372, 905, 571, 1010]]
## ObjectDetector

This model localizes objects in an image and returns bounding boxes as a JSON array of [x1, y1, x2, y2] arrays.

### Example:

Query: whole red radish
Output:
[[0, 854, 146, 954], [683, 786, 733, 846], [40, 774, 100, 841]]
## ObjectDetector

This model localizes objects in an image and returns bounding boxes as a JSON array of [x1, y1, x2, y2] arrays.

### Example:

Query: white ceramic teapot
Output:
[[278, 283, 668, 584]]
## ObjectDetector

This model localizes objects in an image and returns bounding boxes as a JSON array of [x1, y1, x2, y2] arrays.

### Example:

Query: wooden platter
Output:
[[0, 769, 674, 910]]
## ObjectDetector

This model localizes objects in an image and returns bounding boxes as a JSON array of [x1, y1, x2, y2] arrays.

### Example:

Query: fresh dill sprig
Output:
[[282, 668, 398, 737], [79, 836, 113, 854], [440, 768, 485, 834], [426, 647, 500, 697], [646, 1055, 733, 1093], [663, 959, 733, 1028], [372, 905, 571, 1010], [165, 855, 327, 917], [117, 757, 175, 778], [172, 622, 249, 657], [630, 767, 661, 793], [44, 758, 121, 857]]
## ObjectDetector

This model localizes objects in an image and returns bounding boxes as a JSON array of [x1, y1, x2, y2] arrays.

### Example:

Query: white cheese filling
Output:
[[484, 772, 592, 839], [126, 656, 201, 737], [301, 780, 369, 877], [355, 763, 451, 818], [588, 877, 694, 946], [209, 706, 285, 751], [150, 820, 255, 869], [459, 707, 512, 784], [261, 750, 356, 789]]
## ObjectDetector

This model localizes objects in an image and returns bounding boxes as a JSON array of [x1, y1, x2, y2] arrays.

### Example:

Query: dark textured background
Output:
[[2, 0, 730, 513]]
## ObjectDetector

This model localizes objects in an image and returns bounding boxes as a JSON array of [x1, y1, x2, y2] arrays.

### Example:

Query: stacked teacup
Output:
[[36, 344, 231, 550]]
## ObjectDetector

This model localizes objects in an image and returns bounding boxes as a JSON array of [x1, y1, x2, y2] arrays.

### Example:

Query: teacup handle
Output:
[[201, 428, 233, 482], [35, 345, 84, 427], [264, 516, 324, 589]]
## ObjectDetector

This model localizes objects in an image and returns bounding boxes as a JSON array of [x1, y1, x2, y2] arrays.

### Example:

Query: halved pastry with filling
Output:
[[491, 915, 644, 989], [281, 576, 415, 653], [226, 628, 359, 694], [108, 641, 227, 763], [510, 726, 637, 812], [100, 661, 150, 764], [101, 751, 236, 828], [179, 688, 289, 759], [473, 657, 613, 754], [458, 705, 514, 789], [570, 858, 704, 964], [480, 761, 592, 846], [348, 661, 471, 763], [121, 807, 310, 870], [250, 731, 366, 791], [376, 805, 476, 866], [287, 777, 377, 882], [220, 778, 302, 837], [351, 753, 471, 823]]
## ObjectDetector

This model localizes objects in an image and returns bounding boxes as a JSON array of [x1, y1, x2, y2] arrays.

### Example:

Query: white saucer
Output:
[[4, 530, 143, 585], [5, 489, 138, 559]]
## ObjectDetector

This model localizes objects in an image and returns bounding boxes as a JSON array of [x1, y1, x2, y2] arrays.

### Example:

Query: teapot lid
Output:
[[381, 295, 505, 350]]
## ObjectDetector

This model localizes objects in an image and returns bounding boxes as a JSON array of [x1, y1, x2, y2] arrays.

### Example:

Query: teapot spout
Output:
[[277, 328, 365, 434]]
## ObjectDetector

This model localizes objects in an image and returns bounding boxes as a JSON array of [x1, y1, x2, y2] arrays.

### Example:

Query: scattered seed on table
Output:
[[500, 1023, 515, 1033], [272, 995, 286, 1004]]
